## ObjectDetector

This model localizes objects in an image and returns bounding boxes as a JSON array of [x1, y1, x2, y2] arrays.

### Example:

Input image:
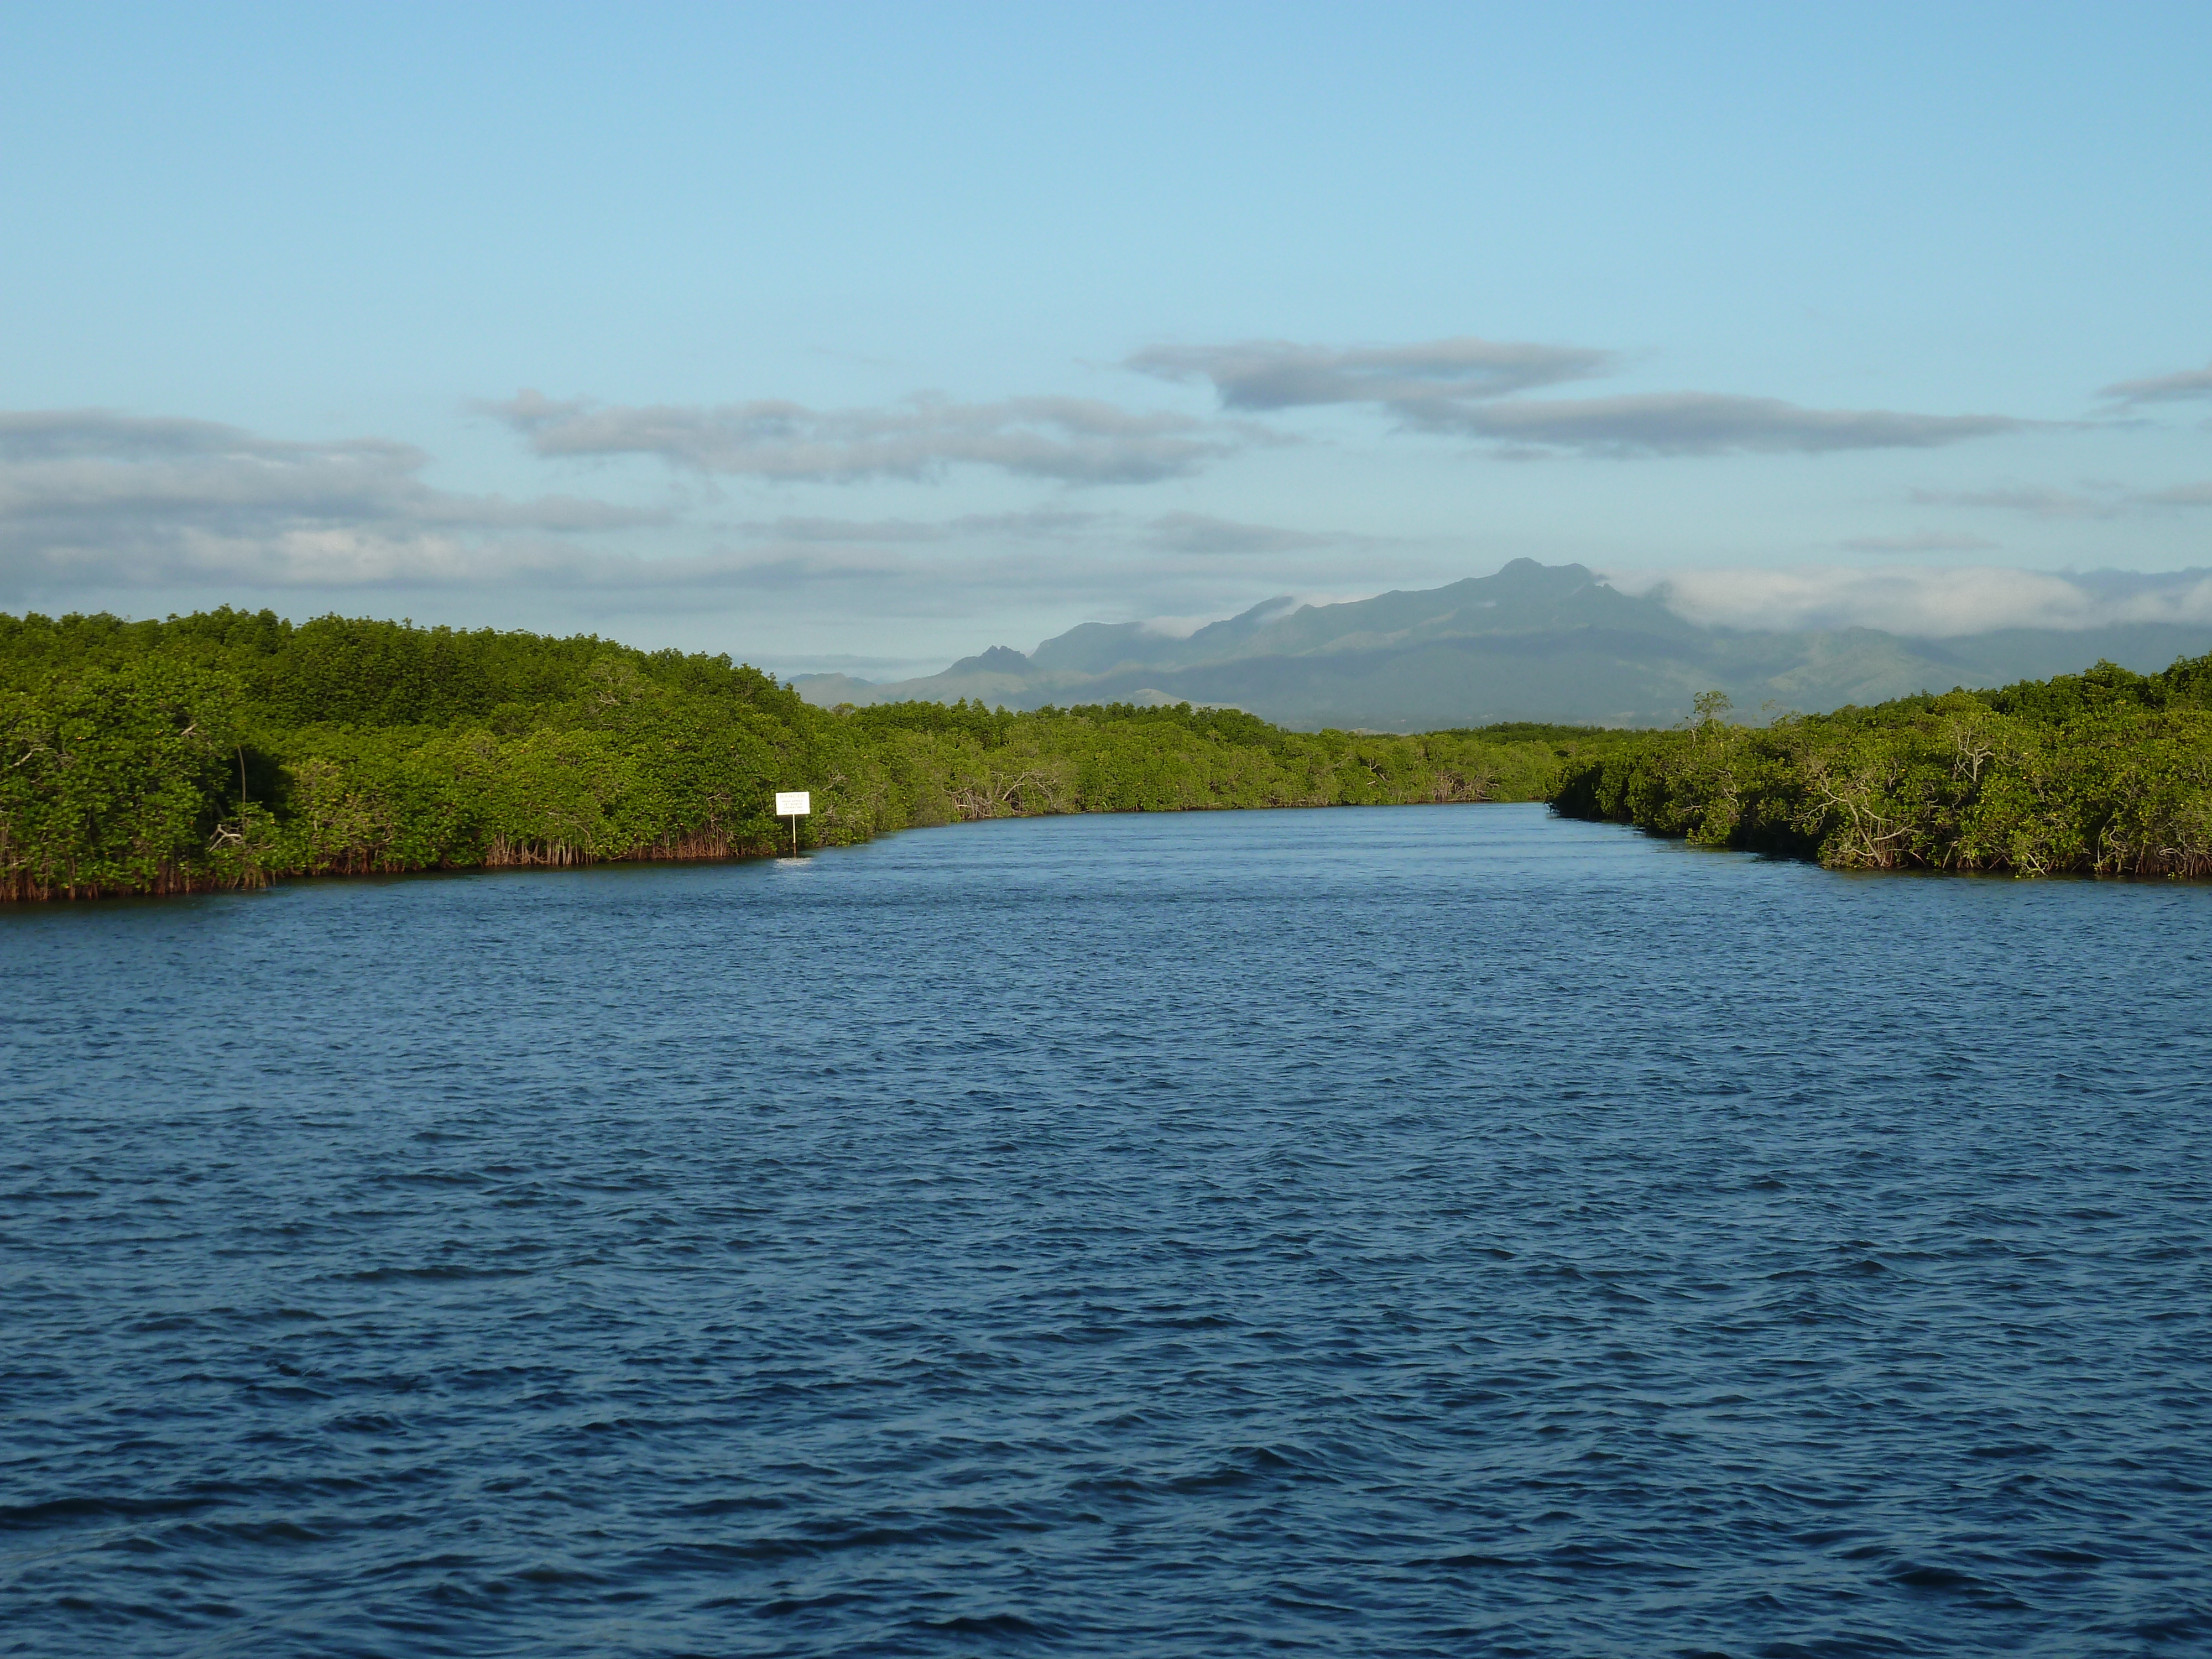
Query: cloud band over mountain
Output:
[[1634, 563, 2212, 637], [4, 328, 2206, 664]]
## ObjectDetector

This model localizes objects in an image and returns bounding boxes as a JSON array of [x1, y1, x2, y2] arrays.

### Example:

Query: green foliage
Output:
[[30, 606, 2199, 896], [1548, 659, 2212, 877], [1, 659, 251, 898], [2, 610, 1622, 899]]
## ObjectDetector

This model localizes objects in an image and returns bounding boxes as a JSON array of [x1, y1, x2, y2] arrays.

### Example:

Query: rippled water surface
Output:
[[5, 805, 2210, 1656]]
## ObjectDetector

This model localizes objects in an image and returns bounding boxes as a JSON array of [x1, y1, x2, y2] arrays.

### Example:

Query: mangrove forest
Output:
[[10, 607, 2209, 899], [0, 608, 1625, 900], [1552, 656, 2212, 877]]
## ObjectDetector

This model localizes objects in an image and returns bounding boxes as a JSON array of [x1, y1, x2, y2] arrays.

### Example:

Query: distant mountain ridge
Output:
[[792, 559, 2212, 730]]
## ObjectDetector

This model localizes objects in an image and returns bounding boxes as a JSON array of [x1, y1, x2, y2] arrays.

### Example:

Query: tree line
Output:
[[1548, 655, 2212, 876], [1, 608, 1631, 900]]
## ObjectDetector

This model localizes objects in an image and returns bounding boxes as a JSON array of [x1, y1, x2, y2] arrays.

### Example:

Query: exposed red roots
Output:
[[1, 834, 791, 901]]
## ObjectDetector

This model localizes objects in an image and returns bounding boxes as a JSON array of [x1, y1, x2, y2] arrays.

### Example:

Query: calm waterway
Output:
[[3, 804, 2209, 1656]]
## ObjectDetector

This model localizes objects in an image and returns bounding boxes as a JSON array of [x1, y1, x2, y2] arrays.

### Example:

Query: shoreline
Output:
[[1, 795, 1541, 905]]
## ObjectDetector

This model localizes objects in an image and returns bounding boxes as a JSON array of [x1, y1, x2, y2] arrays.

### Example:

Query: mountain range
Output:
[[791, 560, 2212, 730]]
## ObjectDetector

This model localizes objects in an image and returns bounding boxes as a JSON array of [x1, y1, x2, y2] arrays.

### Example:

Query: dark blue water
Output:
[[4, 805, 2209, 1656]]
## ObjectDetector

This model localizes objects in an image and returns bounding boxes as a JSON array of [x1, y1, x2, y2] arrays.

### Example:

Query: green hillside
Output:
[[799, 560, 2212, 730]]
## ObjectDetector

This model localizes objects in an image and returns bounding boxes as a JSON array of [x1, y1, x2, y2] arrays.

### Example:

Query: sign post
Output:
[[774, 791, 811, 858]]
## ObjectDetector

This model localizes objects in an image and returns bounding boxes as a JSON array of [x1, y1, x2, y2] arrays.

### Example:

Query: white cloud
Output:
[[2144, 481, 2212, 507], [2099, 360, 2212, 406], [1424, 393, 2022, 456], [1912, 481, 2212, 519], [1629, 563, 2212, 637], [488, 390, 1237, 485], [1910, 485, 2121, 520], [1132, 337, 2025, 457], [1836, 531, 2000, 554], [0, 409, 653, 598], [729, 509, 1103, 545], [1144, 512, 1347, 556], [1128, 337, 1613, 410]]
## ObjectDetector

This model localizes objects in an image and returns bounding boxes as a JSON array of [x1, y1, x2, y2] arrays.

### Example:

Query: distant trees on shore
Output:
[[0, 608, 1621, 900], [18, 607, 2199, 900], [1551, 655, 2212, 877]]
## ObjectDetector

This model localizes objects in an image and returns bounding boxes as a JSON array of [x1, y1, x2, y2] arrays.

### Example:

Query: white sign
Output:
[[774, 791, 811, 816]]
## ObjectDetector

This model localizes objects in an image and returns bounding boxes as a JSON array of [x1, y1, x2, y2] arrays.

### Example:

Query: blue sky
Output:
[[6, 2, 2210, 674]]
